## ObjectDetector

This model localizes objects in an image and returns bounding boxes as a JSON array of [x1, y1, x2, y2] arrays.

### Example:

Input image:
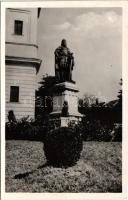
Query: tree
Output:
[[114, 78, 122, 123], [117, 78, 122, 107], [78, 93, 97, 114], [82, 93, 97, 107], [35, 75, 56, 119], [105, 78, 122, 123]]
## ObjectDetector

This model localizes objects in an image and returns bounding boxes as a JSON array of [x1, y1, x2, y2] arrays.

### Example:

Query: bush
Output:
[[6, 121, 17, 139], [111, 123, 122, 142], [5, 116, 47, 141], [43, 127, 83, 167], [76, 116, 122, 142], [77, 117, 116, 142]]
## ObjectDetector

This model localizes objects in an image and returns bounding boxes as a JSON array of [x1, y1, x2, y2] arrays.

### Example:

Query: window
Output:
[[14, 20, 23, 35], [10, 86, 19, 102]]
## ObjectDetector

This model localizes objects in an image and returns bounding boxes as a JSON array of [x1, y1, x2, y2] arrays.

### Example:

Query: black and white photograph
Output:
[[1, 1, 128, 199]]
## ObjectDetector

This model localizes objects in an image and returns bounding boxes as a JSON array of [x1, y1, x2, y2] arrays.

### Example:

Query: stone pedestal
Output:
[[50, 82, 82, 127]]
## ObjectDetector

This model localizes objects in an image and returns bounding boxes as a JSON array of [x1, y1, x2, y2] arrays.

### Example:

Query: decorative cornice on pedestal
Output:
[[53, 81, 79, 93], [5, 56, 42, 73]]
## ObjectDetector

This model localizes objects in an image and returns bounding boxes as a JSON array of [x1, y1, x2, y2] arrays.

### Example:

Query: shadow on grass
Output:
[[14, 163, 48, 179]]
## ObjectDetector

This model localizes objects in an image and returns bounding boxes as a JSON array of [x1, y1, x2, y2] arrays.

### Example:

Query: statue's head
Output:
[[61, 39, 67, 47]]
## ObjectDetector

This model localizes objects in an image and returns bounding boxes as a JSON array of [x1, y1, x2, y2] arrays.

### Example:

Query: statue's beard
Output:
[[62, 44, 67, 48]]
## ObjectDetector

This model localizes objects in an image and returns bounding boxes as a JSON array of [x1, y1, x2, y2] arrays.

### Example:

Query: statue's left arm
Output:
[[70, 53, 74, 70]]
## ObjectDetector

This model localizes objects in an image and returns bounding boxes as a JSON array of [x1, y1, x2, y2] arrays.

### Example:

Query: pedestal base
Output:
[[49, 82, 82, 127], [49, 115, 82, 128]]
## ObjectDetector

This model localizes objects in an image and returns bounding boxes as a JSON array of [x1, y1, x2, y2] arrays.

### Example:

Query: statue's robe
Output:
[[54, 46, 74, 82]]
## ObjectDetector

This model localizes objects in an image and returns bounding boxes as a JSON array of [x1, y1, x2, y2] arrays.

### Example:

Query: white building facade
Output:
[[5, 8, 42, 121]]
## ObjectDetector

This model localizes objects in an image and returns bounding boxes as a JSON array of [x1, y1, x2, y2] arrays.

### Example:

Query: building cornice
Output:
[[6, 41, 38, 49], [7, 8, 30, 14], [6, 56, 42, 73]]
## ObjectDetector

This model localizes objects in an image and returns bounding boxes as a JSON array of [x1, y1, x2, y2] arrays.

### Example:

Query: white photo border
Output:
[[1, 1, 128, 200]]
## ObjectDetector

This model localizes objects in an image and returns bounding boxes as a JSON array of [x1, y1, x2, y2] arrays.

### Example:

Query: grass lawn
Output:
[[6, 140, 122, 192]]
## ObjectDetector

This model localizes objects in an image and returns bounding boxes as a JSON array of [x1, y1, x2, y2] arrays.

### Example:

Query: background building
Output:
[[5, 8, 42, 121]]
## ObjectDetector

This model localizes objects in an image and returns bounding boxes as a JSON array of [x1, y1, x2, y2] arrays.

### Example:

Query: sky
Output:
[[37, 8, 122, 102]]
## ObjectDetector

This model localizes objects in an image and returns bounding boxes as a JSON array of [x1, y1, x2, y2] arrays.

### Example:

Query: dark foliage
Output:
[[76, 116, 122, 142], [77, 79, 122, 142], [83, 106, 121, 123], [35, 75, 55, 120], [5, 117, 47, 141], [43, 127, 83, 167], [8, 110, 17, 123], [78, 78, 122, 123], [111, 123, 122, 142]]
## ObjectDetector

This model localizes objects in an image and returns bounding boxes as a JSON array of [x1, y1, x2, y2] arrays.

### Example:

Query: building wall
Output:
[[6, 43, 38, 59], [6, 8, 38, 44], [6, 8, 38, 58], [6, 64, 36, 121], [5, 8, 41, 121]]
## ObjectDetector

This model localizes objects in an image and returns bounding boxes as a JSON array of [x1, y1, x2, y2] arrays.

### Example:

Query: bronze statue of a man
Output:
[[54, 39, 74, 83]]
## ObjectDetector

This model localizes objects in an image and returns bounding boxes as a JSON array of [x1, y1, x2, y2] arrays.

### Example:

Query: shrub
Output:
[[111, 123, 122, 142], [6, 121, 17, 139], [76, 116, 122, 142], [43, 127, 83, 167], [77, 117, 114, 142], [5, 116, 47, 141]]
